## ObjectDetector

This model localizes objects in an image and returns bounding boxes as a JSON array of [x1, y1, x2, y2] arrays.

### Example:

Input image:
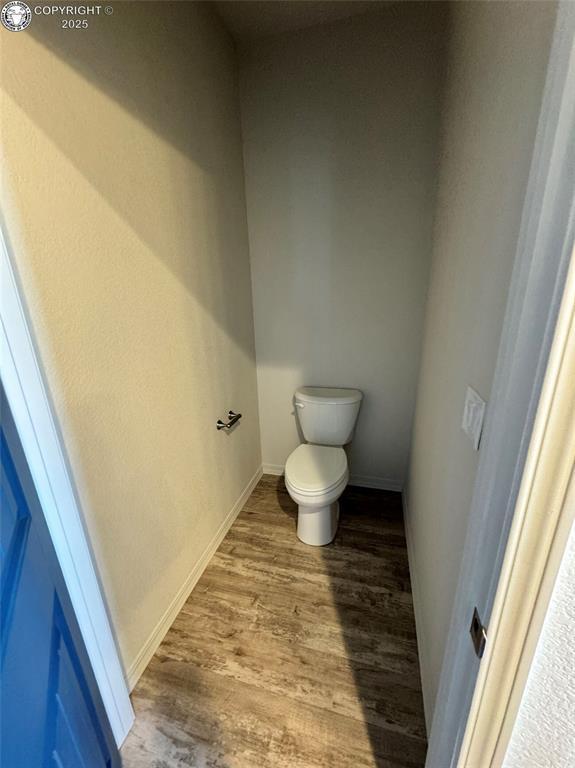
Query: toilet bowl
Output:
[[285, 444, 349, 546], [284, 387, 362, 546]]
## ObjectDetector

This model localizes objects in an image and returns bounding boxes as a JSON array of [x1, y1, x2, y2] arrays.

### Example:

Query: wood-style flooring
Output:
[[121, 474, 427, 768]]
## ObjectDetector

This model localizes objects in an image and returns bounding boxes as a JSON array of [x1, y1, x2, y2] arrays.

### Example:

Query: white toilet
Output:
[[285, 387, 363, 546]]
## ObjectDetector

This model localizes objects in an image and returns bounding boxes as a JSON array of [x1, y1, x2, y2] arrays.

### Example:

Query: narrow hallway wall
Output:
[[0, 2, 261, 680], [405, 0, 557, 726]]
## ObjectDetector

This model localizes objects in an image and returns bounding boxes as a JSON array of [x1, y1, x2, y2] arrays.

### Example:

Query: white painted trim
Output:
[[349, 474, 402, 492], [262, 462, 284, 476], [0, 227, 134, 746], [262, 462, 402, 492], [402, 491, 432, 734], [427, 3, 575, 765], [126, 465, 263, 690], [460, 245, 575, 766]]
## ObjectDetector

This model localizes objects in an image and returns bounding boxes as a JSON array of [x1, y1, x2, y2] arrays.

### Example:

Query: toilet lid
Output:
[[285, 444, 348, 495]]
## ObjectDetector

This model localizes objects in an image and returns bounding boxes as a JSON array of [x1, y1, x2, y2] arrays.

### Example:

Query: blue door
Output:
[[1, 384, 121, 767]]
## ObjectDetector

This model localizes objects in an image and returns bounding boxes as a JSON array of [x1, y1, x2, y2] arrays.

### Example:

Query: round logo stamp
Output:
[[1, 2, 32, 32]]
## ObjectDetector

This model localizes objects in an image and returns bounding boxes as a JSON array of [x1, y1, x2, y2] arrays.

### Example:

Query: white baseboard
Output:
[[349, 473, 403, 492], [126, 465, 263, 691], [402, 491, 432, 735], [262, 462, 284, 476], [262, 462, 401, 493]]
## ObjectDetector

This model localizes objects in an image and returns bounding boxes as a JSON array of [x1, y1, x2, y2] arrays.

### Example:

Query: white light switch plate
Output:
[[462, 386, 486, 450]]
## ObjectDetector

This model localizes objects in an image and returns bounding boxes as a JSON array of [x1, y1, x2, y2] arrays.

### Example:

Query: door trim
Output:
[[460, 243, 575, 766], [427, 2, 575, 765], [0, 225, 134, 746]]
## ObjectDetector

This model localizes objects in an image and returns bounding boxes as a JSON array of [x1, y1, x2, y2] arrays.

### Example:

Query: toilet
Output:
[[285, 387, 363, 546]]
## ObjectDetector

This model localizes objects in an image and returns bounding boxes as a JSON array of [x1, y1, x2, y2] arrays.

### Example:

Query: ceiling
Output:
[[212, 1, 390, 44]]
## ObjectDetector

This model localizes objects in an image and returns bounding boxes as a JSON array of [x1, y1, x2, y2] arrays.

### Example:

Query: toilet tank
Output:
[[295, 387, 363, 446]]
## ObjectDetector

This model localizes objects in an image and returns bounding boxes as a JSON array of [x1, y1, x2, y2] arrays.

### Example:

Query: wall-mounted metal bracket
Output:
[[216, 410, 242, 431]]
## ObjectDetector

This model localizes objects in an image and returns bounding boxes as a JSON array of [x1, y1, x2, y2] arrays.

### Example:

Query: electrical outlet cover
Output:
[[462, 386, 486, 450]]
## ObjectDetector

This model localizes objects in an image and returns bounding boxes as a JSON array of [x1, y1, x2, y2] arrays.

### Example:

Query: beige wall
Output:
[[405, 1, 556, 724], [239, 5, 445, 488], [0, 2, 261, 675]]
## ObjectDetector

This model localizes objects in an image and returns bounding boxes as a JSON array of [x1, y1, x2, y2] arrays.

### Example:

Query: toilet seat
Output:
[[285, 444, 348, 497]]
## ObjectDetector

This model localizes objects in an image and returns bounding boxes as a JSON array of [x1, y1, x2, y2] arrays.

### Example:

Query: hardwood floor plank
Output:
[[126, 663, 426, 768], [121, 475, 427, 768], [154, 615, 425, 737]]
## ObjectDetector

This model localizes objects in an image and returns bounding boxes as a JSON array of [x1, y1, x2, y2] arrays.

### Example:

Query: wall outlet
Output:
[[462, 386, 486, 450]]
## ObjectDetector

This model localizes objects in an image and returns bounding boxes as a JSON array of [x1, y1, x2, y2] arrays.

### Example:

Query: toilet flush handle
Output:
[[295, 402, 305, 409]]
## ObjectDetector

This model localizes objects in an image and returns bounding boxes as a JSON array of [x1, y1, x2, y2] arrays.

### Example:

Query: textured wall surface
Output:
[[405, 0, 556, 724], [1, 2, 261, 673], [239, 4, 445, 489], [503, 522, 575, 768]]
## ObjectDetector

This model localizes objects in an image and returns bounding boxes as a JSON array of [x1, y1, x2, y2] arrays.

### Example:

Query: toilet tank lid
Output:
[[295, 387, 363, 405]]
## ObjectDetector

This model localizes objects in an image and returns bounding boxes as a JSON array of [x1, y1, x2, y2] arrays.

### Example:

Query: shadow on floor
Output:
[[273, 476, 428, 767]]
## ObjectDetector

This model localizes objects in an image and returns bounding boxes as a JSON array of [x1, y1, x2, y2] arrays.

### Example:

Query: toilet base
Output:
[[297, 502, 339, 546]]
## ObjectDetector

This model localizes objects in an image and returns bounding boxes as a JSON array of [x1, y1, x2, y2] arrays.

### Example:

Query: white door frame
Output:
[[426, 3, 575, 766], [0, 224, 134, 746]]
